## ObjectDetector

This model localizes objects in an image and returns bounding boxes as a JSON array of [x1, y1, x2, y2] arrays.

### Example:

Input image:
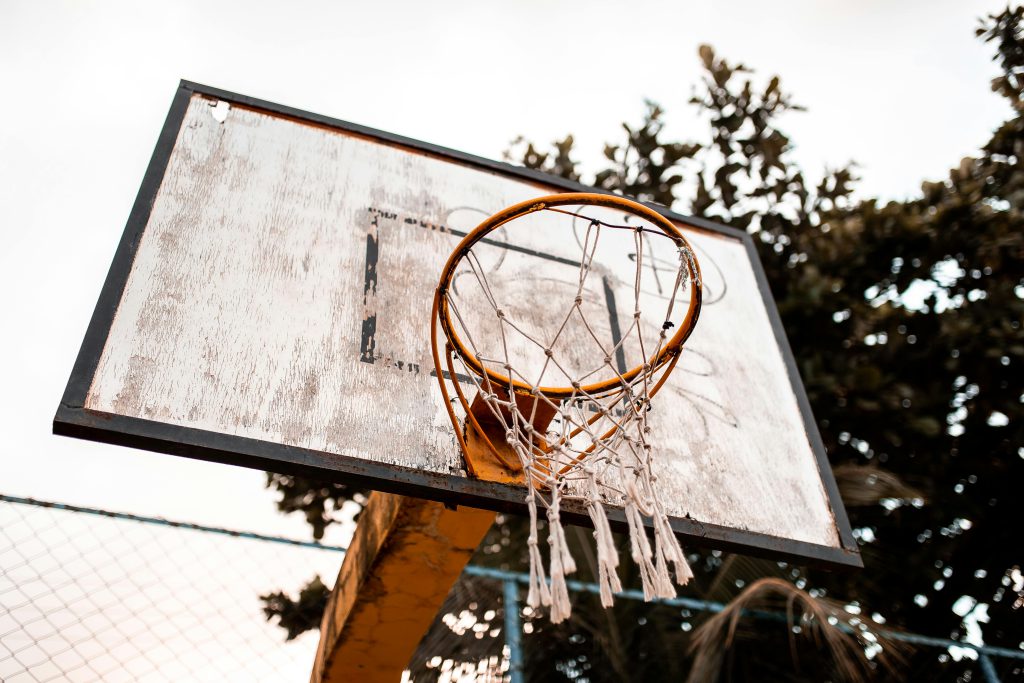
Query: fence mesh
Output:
[[0, 496, 343, 682], [2, 494, 1021, 683]]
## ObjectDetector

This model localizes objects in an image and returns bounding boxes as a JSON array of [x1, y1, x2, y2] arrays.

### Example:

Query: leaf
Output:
[[833, 464, 926, 506], [686, 578, 907, 682], [699, 43, 715, 68]]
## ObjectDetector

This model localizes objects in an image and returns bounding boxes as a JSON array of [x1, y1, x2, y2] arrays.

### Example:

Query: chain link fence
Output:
[[0, 494, 343, 682], [2, 494, 1022, 682]]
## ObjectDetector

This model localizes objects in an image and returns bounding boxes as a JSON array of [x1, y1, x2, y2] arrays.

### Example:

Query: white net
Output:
[[434, 197, 702, 622]]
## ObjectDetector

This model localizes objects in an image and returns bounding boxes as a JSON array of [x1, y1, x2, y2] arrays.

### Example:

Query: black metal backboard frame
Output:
[[53, 80, 861, 569]]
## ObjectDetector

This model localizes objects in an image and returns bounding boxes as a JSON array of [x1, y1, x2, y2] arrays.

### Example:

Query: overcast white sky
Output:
[[0, 0, 1012, 546]]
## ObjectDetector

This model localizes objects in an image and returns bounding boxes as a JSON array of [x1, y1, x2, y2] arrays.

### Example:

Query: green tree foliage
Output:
[[504, 135, 583, 184], [267, 8, 1024, 680], [592, 100, 700, 208], [260, 575, 331, 641], [264, 472, 367, 540]]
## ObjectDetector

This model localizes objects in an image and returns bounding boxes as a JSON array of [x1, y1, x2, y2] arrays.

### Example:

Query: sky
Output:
[[0, 0, 1012, 548]]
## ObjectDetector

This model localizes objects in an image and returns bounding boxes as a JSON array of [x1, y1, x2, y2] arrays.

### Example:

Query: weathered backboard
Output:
[[55, 81, 859, 568]]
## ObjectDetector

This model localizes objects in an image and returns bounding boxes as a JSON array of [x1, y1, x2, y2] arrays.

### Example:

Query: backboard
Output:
[[54, 81, 859, 569]]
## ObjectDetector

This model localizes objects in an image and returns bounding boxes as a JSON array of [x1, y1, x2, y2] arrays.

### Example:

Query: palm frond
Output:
[[832, 463, 926, 507], [686, 577, 906, 682]]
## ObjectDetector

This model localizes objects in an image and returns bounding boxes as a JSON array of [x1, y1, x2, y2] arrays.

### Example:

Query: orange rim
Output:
[[434, 193, 703, 400]]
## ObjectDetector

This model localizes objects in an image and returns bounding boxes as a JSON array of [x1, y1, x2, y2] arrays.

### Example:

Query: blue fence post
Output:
[[979, 653, 1001, 683], [503, 578, 525, 683]]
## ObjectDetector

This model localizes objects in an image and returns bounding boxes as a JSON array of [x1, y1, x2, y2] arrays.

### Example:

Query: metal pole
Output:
[[503, 578, 525, 683], [979, 653, 1001, 683]]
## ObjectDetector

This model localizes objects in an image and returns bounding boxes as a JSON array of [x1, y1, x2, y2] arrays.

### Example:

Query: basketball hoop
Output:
[[430, 193, 703, 621]]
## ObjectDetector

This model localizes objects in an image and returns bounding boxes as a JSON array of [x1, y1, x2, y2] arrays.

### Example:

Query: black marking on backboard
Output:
[[359, 213, 379, 364], [602, 276, 629, 375], [456, 230, 583, 269], [429, 368, 476, 384], [359, 206, 587, 377], [388, 206, 586, 269], [359, 316, 377, 365]]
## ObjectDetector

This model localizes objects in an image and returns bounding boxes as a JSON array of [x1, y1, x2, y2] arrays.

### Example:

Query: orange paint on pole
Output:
[[310, 492, 494, 683]]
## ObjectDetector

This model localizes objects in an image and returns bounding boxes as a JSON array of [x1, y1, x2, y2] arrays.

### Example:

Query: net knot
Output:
[[634, 310, 642, 319], [642, 363, 652, 372], [603, 356, 612, 364], [495, 309, 505, 319], [571, 381, 581, 390], [574, 296, 583, 305], [544, 348, 553, 357], [505, 430, 517, 442]]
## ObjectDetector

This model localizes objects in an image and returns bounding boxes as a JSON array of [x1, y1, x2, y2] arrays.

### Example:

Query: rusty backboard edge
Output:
[[52, 80, 861, 571], [53, 406, 861, 569]]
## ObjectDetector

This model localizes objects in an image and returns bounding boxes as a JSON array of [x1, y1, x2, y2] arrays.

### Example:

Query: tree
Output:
[[266, 8, 1024, 681], [264, 472, 367, 541]]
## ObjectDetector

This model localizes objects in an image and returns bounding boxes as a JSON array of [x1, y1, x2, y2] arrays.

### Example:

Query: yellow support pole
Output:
[[309, 492, 495, 683]]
